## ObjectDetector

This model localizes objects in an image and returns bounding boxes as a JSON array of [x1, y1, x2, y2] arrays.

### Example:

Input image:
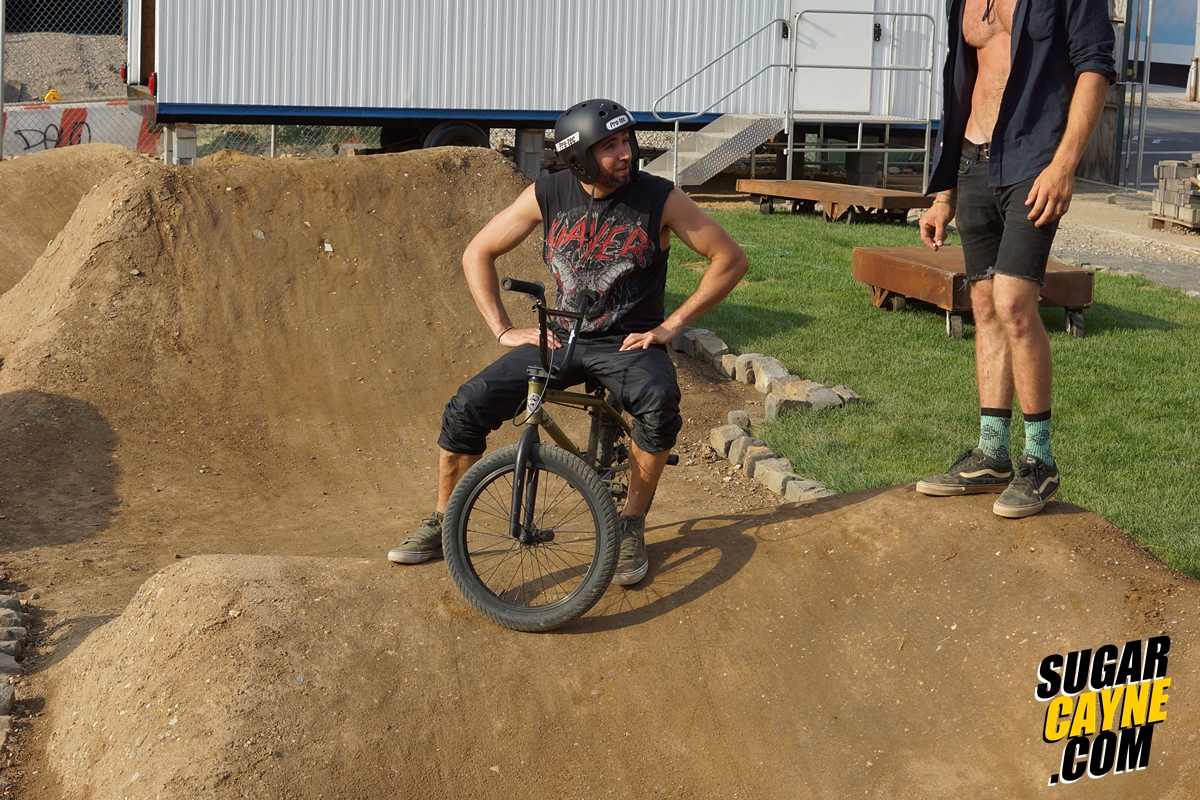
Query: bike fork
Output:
[[510, 423, 541, 541]]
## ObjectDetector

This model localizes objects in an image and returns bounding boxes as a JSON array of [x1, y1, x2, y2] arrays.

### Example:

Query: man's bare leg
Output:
[[986, 274, 1052, 415], [622, 443, 670, 518], [436, 448, 482, 513], [917, 275, 1048, 497], [612, 441, 668, 586], [979, 274, 1061, 517], [389, 448, 480, 563]]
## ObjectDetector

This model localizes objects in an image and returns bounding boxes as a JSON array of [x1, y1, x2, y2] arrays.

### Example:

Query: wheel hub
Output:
[[516, 527, 555, 545]]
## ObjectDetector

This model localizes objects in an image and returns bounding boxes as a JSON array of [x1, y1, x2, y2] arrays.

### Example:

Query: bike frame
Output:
[[505, 283, 631, 541]]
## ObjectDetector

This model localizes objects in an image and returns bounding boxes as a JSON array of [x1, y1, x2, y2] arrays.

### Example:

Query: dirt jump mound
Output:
[[43, 493, 1200, 799], [0, 144, 143, 293], [0, 146, 544, 557]]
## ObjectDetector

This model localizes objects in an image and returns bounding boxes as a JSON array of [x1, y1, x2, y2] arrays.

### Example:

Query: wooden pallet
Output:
[[735, 178, 933, 223], [851, 246, 1094, 338], [1148, 214, 1200, 232]]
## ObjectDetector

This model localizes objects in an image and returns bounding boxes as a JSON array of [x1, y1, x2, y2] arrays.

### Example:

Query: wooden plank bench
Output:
[[850, 246, 1094, 338], [735, 178, 934, 223]]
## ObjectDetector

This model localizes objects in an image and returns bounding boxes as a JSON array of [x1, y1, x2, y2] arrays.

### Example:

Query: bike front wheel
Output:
[[443, 443, 620, 632]]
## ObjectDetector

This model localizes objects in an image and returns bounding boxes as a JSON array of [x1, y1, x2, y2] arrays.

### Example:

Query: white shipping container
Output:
[[136, 0, 946, 127]]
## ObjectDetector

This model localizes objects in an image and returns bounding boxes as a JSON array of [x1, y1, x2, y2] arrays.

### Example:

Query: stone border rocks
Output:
[[710, 413, 835, 502], [0, 594, 29, 749], [671, 328, 858, 420], [674, 327, 855, 503]]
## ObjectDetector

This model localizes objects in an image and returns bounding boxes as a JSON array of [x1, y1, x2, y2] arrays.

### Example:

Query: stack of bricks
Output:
[[1151, 156, 1200, 226]]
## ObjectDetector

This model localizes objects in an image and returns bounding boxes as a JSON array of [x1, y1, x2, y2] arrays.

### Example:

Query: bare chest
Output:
[[962, 0, 1018, 47]]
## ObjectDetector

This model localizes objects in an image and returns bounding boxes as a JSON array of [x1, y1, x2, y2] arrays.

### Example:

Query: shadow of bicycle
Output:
[[565, 491, 883, 633]]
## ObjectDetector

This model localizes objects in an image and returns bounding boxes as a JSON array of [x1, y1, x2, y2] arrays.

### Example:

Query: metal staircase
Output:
[[642, 114, 783, 186]]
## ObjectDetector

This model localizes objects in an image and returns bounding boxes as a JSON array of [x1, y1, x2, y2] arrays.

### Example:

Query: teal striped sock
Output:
[[1023, 411, 1054, 466], [979, 408, 1012, 463]]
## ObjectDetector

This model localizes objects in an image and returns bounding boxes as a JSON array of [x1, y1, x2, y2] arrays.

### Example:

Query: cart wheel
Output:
[[946, 312, 964, 339], [791, 200, 803, 214], [887, 294, 906, 313], [1066, 311, 1085, 338], [822, 210, 834, 223], [759, 197, 774, 215], [843, 206, 858, 225]]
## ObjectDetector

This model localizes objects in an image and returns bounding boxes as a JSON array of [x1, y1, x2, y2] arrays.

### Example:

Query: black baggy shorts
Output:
[[438, 333, 682, 456]]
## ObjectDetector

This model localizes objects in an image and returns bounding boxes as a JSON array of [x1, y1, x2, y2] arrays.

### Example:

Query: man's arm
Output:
[[1024, 71, 1110, 227], [620, 188, 748, 351], [461, 183, 555, 348]]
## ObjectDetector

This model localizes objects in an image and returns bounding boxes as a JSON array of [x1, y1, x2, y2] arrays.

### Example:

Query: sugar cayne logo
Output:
[[1036, 636, 1170, 785]]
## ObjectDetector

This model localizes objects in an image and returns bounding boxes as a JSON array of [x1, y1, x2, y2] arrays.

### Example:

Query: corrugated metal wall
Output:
[[157, 0, 792, 116], [870, 0, 947, 120]]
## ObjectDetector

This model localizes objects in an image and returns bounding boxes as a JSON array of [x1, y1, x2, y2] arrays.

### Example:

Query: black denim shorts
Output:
[[955, 147, 1059, 285], [438, 334, 682, 456]]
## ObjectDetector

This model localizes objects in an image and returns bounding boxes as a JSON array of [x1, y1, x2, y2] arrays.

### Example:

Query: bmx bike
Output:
[[442, 277, 675, 632]]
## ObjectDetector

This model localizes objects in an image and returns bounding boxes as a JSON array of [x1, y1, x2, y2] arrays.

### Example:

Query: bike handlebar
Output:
[[500, 277, 545, 300], [501, 278, 598, 376]]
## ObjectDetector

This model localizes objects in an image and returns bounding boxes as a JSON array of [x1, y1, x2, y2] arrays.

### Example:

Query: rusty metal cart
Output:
[[851, 246, 1094, 338], [736, 178, 934, 223]]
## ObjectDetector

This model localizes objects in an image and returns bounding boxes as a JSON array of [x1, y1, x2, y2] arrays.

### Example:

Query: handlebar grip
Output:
[[500, 277, 545, 300]]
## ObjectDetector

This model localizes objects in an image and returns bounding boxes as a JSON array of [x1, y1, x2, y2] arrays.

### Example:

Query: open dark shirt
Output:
[[927, 0, 1117, 193]]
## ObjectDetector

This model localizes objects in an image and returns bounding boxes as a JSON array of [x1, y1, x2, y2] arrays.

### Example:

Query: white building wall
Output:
[[156, 0, 792, 117]]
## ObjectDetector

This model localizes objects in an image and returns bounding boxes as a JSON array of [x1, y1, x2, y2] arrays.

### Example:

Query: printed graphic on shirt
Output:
[[544, 205, 658, 333]]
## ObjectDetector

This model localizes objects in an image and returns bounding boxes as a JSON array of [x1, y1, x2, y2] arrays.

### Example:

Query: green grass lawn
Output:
[[668, 209, 1200, 578]]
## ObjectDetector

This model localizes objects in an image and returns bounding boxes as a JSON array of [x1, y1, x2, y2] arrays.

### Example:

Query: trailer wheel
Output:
[[424, 121, 490, 149]]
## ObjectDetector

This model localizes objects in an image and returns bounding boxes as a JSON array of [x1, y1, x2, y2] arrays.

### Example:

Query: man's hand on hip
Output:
[[620, 324, 678, 352], [1026, 162, 1074, 227]]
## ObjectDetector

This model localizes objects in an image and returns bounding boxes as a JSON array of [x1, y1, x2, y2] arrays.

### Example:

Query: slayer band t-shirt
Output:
[[534, 168, 675, 335]]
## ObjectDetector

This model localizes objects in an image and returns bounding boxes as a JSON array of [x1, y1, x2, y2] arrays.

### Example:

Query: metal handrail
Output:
[[652, 18, 792, 186], [648, 10, 939, 189], [789, 9, 938, 189]]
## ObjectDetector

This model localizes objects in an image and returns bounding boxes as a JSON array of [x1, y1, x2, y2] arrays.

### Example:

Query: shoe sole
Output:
[[612, 561, 649, 586], [992, 499, 1049, 518], [387, 550, 441, 564], [915, 480, 1010, 496]]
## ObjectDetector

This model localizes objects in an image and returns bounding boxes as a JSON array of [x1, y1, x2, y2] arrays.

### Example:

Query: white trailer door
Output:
[[791, 0, 876, 114]]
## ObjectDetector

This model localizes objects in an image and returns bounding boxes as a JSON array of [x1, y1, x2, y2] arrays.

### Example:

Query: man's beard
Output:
[[596, 163, 632, 189]]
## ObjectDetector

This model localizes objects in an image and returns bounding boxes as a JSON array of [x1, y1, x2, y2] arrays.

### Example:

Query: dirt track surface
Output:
[[0, 145, 1197, 798]]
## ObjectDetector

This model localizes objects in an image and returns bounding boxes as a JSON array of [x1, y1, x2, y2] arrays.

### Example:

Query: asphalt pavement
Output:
[[1124, 100, 1200, 191]]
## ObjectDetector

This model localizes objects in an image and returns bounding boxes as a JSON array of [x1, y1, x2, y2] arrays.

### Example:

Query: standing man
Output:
[[388, 99, 748, 584], [916, 0, 1116, 518]]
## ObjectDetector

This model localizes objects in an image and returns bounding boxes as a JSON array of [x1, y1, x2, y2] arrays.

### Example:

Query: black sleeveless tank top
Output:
[[534, 169, 675, 335]]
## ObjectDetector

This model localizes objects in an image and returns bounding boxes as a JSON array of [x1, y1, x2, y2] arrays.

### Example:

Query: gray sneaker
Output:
[[388, 511, 444, 564], [612, 515, 649, 586], [916, 448, 1013, 496], [993, 454, 1060, 518]]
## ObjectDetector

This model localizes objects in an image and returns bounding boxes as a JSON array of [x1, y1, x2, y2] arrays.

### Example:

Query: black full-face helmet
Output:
[[553, 98, 640, 183]]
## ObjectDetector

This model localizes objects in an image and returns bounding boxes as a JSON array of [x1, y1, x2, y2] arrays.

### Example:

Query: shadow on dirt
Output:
[[574, 488, 892, 632], [0, 390, 120, 553], [26, 613, 119, 673]]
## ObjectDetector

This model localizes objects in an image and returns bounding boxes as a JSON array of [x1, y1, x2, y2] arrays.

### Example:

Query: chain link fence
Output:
[[1, 1, 390, 162], [194, 124, 384, 161]]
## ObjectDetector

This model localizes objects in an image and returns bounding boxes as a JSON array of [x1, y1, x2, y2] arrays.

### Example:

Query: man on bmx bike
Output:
[[389, 98, 748, 586]]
